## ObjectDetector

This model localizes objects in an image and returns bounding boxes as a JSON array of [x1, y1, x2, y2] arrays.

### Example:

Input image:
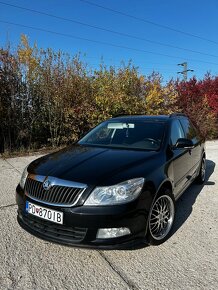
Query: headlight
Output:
[[19, 166, 28, 189], [84, 177, 144, 206]]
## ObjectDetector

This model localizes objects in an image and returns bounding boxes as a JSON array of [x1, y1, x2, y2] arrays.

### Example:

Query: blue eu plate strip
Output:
[[25, 201, 29, 213]]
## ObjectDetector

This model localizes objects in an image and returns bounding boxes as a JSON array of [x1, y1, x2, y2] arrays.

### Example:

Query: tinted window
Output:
[[79, 121, 166, 150], [170, 120, 185, 146], [180, 118, 198, 143]]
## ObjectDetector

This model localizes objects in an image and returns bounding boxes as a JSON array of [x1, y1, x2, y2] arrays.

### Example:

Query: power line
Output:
[[0, 1, 217, 58], [79, 0, 218, 45], [1, 19, 218, 66]]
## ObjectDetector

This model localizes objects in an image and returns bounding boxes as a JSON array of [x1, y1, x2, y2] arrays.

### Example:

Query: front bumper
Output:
[[16, 184, 150, 249]]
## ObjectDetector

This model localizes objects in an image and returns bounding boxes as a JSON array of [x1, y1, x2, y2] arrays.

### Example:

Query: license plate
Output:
[[26, 201, 63, 224]]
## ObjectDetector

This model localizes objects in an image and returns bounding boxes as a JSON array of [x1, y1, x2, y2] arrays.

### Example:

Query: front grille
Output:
[[21, 213, 87, 243], [25, 177, 85, 206]]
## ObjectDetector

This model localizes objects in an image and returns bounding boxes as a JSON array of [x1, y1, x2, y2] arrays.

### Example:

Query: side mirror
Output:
[[175, 138, 194, 149]]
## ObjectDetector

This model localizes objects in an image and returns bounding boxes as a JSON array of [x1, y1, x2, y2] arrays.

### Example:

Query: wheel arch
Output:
[[157, 180, 173, 195], [144, 179, 173, 197]]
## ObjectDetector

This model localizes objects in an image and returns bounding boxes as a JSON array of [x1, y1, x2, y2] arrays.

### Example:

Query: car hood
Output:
[[28, 144, 159, 186]]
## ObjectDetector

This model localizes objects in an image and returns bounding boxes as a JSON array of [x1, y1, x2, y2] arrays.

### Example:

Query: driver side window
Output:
[[170, 120, 185, 146]]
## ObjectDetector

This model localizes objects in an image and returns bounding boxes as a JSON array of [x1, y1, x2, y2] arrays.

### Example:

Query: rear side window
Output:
[[180, 118, 199, 143], [170, 120, 185, 146]]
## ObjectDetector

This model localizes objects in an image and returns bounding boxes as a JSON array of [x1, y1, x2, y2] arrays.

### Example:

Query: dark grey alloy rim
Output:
[[149, 195, 175, 240], [201, 158, 206, 181]]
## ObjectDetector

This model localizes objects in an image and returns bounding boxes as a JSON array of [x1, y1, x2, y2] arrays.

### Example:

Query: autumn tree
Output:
[[0, 47, 23, 151], [17, 34, 41, 148], [176, 77, 217, 139], [143, 72, 178, 115], [92, 63, 145, 122]]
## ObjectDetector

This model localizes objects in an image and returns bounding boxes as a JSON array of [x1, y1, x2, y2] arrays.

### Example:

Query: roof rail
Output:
[[112, 113, 145, 118], [169, 113, 187, 118]]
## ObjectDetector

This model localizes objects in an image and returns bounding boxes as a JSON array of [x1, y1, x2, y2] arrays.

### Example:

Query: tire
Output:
[[196, 157, 206, 184], [147, 188, 175, 245]]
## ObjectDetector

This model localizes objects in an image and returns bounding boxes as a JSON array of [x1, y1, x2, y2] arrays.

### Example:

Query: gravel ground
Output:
[[0, 141, 217, 290]]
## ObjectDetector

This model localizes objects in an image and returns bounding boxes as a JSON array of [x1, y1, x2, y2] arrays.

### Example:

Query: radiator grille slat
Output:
[[37, 182, 43, 200], [59, 187, 70, 204], [53, 187, 59, 203], [68, 188, 80, 204], [25, 177, 84, 206], [56, 187, 66, 204], [66, 188, 74, 203]]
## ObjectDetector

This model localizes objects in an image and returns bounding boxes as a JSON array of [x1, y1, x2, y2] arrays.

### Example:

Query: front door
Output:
[[169, 120, 192, 198]]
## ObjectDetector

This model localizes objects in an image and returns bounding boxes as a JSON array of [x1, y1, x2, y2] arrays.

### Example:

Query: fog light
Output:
[[96, 227, 131, 239]]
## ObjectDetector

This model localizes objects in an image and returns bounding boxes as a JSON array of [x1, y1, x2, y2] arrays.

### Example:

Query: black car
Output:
[[16, 113, 206, 248]]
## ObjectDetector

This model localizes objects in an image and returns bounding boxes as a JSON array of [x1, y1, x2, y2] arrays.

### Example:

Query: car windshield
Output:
[[78, 120, 166, 151]]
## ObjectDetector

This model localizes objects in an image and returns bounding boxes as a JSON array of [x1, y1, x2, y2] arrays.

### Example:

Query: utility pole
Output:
[[177, 62, 194, 81]]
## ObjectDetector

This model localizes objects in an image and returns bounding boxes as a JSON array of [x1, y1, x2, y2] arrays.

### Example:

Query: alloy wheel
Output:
[[149, 195, 175, 241]]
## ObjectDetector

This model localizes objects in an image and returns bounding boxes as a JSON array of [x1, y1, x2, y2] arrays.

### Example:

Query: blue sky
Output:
[[0, 0, 218, 82]]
